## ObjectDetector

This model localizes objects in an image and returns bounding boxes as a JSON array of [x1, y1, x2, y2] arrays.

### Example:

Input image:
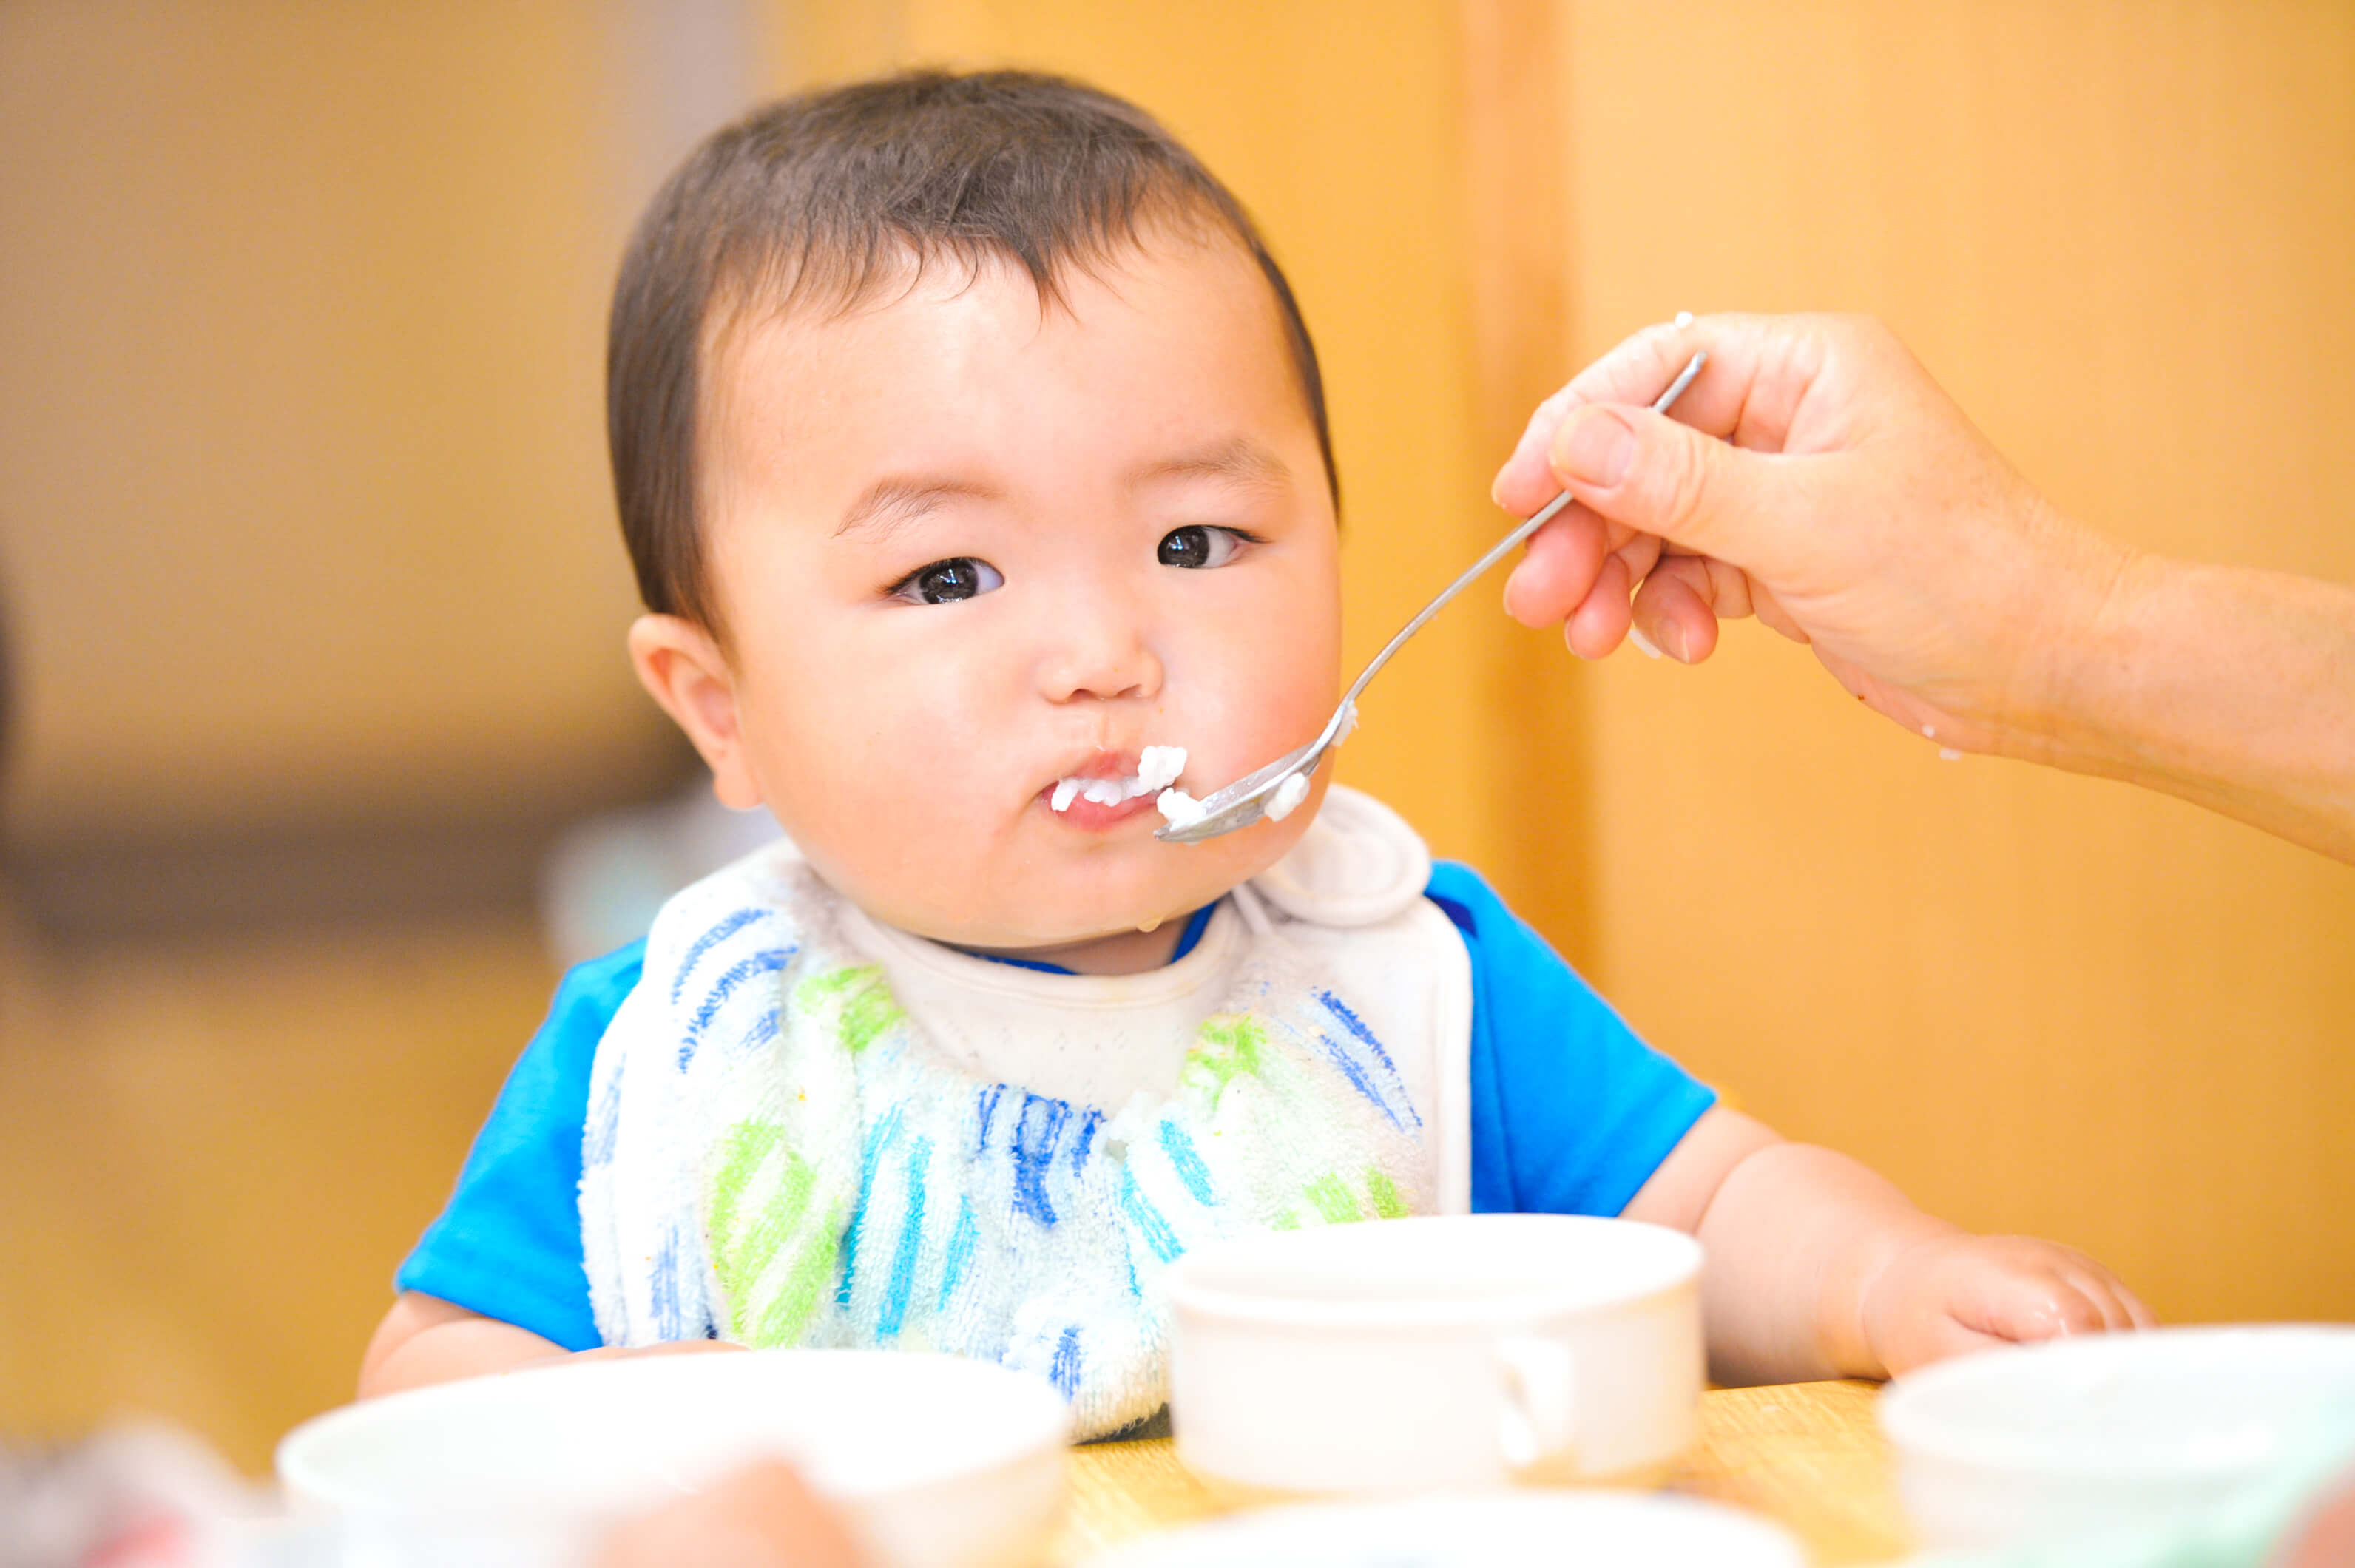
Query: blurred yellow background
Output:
[[1, 0, 2348, 1473]]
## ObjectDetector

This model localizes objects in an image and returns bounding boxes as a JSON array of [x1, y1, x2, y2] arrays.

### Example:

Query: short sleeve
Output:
[[393, 940, 644, 1352], [1426, 862, 1716, 1217]]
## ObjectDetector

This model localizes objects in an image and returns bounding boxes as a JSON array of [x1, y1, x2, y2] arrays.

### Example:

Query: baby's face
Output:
[[661, 234, 1341, 965]]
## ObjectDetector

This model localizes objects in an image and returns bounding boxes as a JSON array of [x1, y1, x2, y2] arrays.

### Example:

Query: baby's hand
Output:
[[1861, 1233, 2156, 1377]]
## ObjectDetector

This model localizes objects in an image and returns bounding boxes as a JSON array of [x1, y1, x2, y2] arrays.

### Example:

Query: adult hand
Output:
[[1492, 313, 2119, 759], [1493, 312, 2355, 862]]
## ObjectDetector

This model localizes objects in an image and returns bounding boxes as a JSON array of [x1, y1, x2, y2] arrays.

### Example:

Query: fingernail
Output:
[[1489, 467, 1507, 507], [1626, 624, 1664, 659], [1552, 409, 1635, 488], [1663, 621, 1692, 663]]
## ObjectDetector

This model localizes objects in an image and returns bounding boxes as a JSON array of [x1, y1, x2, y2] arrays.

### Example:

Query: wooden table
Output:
[[1054, 1381, 1910, 1564]]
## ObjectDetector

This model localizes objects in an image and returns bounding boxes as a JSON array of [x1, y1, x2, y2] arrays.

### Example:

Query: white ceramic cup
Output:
[[1165, 1214, 1704, 1496], [277, 1349, 1069, 1568]]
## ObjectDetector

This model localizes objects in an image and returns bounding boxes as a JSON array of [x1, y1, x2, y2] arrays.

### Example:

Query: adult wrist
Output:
[[2022, 551, 2355, 859], [1987, 506, 2146, 773]]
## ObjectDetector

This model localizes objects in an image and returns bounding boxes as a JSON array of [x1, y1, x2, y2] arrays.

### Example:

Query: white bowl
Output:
[[1082, 1490, 1804, 1567], [277, 1350, 1068, 1568], [1881, 1325, 2355, 1549], [1167, 1215, 1703, 1495]]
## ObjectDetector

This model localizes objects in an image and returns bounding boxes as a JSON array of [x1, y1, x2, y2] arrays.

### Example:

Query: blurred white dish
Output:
[[1166, 1214, 1703, 1496], [1083, 1490, 1803, 1567], [1881, 1324, 2355, 1549], [277, 1349, 1067, 1568]]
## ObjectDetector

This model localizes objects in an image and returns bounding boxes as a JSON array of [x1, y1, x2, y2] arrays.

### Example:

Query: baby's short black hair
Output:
[[607, 68, 1336, 632]]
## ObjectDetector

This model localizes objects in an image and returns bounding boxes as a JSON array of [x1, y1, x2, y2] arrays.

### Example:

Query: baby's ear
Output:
[[626, 614, 764, 810]]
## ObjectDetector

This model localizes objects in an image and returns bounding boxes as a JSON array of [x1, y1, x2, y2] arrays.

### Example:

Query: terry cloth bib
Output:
[[580, 785, 1473, 1437]]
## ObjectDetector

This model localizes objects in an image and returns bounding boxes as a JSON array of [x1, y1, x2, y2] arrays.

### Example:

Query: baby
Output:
[[362, 70, 2149, 1435]]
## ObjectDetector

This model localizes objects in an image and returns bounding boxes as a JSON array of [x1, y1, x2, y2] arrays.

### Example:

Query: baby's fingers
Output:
[[1967, 1266, 2114, 1345], [1880, 1316, 2013, 1379], [2064, 1268, 2158, 1333]]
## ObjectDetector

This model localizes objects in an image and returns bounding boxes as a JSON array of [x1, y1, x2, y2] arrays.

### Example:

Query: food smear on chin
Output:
[[1050, 746, 1187, 812], [1263, 771, 1311, 822]]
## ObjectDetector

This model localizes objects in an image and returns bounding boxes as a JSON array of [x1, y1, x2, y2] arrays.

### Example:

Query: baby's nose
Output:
[[1036, 584, 1160, 703]]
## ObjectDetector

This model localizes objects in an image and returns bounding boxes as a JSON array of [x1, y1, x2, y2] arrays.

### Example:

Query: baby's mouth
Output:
[[1048, 745, 1187, 814]]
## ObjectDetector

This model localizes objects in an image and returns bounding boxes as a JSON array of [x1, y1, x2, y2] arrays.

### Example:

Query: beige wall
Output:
[[0, 3, 674, 848], [0, 0, 717, 1471], [0, 908, 558, 1473], [1498, 0, 2355, 1323]]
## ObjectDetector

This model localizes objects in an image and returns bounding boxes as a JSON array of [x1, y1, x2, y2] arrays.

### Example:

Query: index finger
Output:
[[1491, 311, 1839, 516]]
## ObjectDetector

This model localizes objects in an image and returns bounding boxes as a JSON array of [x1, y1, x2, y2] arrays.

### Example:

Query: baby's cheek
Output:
[[1184, 664, 1333, 782], [1167, 585, 1337, 751], [768, 711, 991, 897]]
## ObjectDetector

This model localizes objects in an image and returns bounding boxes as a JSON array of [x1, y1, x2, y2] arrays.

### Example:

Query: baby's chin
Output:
[[896, 892, 1212, 957], [870, 825, 1313, 957]]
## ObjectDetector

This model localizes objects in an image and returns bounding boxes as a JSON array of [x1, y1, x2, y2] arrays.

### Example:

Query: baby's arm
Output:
[[359, 1291, 741, 1399], [1621, 1108, 2154, 1385]]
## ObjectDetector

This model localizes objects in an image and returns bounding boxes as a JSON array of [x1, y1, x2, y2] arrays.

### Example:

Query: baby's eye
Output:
[[890, 557, 1004, 605], [1158, 525, 1252, 570]]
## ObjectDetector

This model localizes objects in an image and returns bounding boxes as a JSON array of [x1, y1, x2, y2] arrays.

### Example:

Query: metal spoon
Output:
[[1155, 349, 1709, 844]]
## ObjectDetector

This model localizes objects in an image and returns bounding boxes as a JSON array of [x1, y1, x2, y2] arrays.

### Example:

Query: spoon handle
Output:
[[1331, 350, 1707, 730]]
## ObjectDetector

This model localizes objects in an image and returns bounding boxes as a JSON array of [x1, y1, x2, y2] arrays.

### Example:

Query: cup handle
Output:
[[1492, 1334, 1578, 1474]]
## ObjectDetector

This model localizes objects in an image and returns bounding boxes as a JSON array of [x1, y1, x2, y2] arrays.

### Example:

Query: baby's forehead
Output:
[[706, 226, 1274, 370], [698, 236, 1320, 493]]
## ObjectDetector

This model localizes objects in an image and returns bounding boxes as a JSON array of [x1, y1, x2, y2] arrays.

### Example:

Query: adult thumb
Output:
[[1547, 403, 1791, 565]]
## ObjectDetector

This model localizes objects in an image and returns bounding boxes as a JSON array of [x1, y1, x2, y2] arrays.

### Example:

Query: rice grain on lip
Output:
[[1050, 746, 1187, 813], [1135, 746, 1185, 792]]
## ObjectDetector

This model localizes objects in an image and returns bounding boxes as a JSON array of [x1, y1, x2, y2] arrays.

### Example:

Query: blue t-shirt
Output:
[[399, 862, 1714, 1352]]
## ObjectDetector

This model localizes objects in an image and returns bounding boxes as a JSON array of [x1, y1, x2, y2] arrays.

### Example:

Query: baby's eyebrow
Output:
[[1131, 436, 1291, 493], [834, 476, 1000, 541]]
